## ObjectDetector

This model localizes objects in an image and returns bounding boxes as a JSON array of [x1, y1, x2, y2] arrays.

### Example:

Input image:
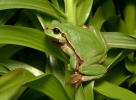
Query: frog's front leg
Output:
[[61, 44, 78, 71]]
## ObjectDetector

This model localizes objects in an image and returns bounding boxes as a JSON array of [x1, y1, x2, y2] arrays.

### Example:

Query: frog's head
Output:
[[45, 26, 67, 46]]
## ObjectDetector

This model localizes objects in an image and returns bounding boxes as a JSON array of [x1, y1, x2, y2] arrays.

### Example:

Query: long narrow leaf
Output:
[[103, 32, 136, 49], [75, 85, 85, 100], [89, 0, 116, 30], [0, 69, 29, 100], [94, 80, 136, 100], [76, 0, 93, 25], [0, 0, 66, 18], [24, 74, 70, 100], [0, 44, 24, 58], [0, 58, 43, 76], [0, 25, 67, 63], [0, 9, 17, 24], [83, 81, 94, 100]]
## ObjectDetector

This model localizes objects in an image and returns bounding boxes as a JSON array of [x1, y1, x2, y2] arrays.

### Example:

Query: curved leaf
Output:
[[104, 49, 133, 68], [0, 0, 66, 18], [75, 85, 85, 100], [0, 68, 32, 100], [18, 89, 46, 100], [0, 64, 10, 75], [89, 0, 116, 30], [83, 81, 94, 100], [0, 58, 43, 76], [0, 25, 67, 62], [46, 55, 65, 85], [103, 32, 136, 50], [104, 62, 130, 85], [125, 57, 136, 75], [0, 68, 70, 100], [94, 80, 136, 100], [76, 0, 93, 25], [103, 16, 128, 33], [0, 44, 24, 58], [124, 0, 136, 35], [22, 10, 43, 30], [24, 74, 70, 100], [0, 9, 17, 24]]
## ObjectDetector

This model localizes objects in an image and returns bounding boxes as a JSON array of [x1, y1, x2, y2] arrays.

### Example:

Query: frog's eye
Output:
[[53, 28, 60, 34]]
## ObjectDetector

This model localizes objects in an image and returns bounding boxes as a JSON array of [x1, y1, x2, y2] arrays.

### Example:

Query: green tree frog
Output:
[[45, 21, 108, 89]]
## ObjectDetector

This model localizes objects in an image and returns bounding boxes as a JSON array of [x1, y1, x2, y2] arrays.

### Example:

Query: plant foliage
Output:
[[0, 0, 136, 100]]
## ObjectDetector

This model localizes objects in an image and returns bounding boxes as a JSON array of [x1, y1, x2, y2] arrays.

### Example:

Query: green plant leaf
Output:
[[0, 68, 34, 100], [51, 0, 59, 10], [22, 10, 43, 30], [125, 57, 136, 86], [104, 62, 130, 85], [127, 75, 136, 87], [24, 74, 70, 100], [94, 80, 136, 100], [76, 0, 93, 25], [103, 32, 136, 49], [18, 89, 46, 100], [125, 57, 136, 75], [103, 16, 128, 33], [0, 68, 70, 100], [57, 0, 65, 12], [75, 85, 85, 100], [23, 51, 47, 72], [124, 0, 136, 35], [89, 0, 116, 30], [0, 44, 24, 58], [0, 9, 17, 24], [45, 55, 65, 85], [0, 25, 67, 63], [0, 0, 66, 18], [83, 81, 94, 100], [14, 10, 30, 26], [0, 64, 10, 75], [104, 49, 133, 68], [0, 58, 43, 76], [64, 65, 75, 100]]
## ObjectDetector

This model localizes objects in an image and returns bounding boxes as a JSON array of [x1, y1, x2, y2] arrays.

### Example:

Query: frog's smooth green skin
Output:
[[45, 21, 108, 89]]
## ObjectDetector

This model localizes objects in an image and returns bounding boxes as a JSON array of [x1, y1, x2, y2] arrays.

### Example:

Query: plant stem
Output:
[[124, 0, 136, 34], [65, 0, 76, 24]]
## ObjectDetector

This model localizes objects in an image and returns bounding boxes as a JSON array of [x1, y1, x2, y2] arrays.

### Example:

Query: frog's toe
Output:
[[65, 73, 83, 89]]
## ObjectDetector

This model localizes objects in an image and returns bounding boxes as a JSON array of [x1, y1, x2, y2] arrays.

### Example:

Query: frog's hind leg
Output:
[[65, 55, 107, 89], [65, 73, 83, 89], [66, 73, 105, 89], [78, 54, 107, 76]]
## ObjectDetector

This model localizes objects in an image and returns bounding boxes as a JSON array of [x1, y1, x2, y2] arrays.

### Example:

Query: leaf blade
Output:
[[0, 25, 67, 63], [103, 32, 136, 50], [0, 0, 66, 18], [24, 74, 70, 100], [94, 80, 136, 100]]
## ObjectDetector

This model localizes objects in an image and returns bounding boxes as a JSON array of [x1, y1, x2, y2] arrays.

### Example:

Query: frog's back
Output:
[[59, 24, 106, 60]]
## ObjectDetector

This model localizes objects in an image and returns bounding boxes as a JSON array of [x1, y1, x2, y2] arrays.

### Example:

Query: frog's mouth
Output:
[[47, 36, 63, 46]]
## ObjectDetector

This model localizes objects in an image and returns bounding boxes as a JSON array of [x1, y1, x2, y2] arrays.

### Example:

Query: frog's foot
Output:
[[66, 73, 83, 89]]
